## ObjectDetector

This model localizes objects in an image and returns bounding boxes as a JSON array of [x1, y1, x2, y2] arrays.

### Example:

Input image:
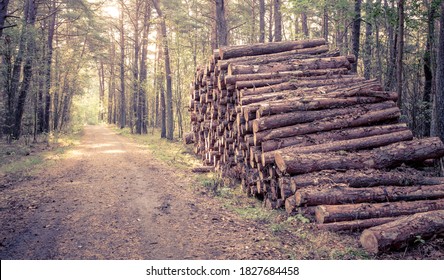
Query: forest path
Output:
[[0, 125, 279, 259]]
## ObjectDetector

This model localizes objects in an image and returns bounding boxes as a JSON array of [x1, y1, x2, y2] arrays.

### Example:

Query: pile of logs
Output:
[[187, 38, 444, 253]]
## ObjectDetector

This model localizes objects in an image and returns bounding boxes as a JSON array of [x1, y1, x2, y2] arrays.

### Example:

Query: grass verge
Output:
[[0, 131, 82, 179]]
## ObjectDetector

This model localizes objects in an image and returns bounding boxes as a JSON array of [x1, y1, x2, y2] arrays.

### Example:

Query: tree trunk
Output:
[[119, 1, 126, 129], [315, 199, 444, 224], [351, 0, 362, 73], [12, 0, 38, 139], [219, 38, 326, 60], [152, 0, 173, 140], [254, 107, 400, 144], [322, 5, 328, 41], [363, 0, 373, 80], [132, 0, 141, 134], [37, 56, 45, 134], [214, 0, 228, 47], [259, 0, 265, 43], [396, 0, 404, 110], [0, 0, 10, 38], [138, 0, 151, 134], [108, 37, 116, 124], [43, 0, 54, 132], [268, 0, 273, 42], [98, 60, 105, 122], [273, 0, 282, 42], [384, 0, 396, 91], [423, 0, 439, 137], [296, 185, 444, 207], [301, 12, 308, 37], [275, 138, 444, 175], [433, 1, 444, 143], [360, 210, 444, 253]]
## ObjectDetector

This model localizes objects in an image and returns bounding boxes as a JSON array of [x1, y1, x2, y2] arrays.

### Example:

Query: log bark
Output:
[[285, 196, 297, 214], [217, 45, 332, 70], [191, 166, 214, 173], [264, 198, 284, 210], [315, 199, 444, 223], [226, 70, 362, 87], [317, 216, 402, 232], [254, 107, 400, 144], [278, 177, 293, 199], [253, 101, 396, 133], [228, 56, 351, 75], [261, 123, 408, 153], [219, 38, 326, 60], [360, 210, 444, 253], [296, 184, 444, 206], [275, 138, 444, 175], [256, 94, 398, 117], [263, 129, 413, 165], [239, 78, 368, 106], [290, 169, 444, 191], [239, 76, 382, 97]]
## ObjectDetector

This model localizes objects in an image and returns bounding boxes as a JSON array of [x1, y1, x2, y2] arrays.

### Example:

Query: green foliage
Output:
[[71, 92, 100, 129]]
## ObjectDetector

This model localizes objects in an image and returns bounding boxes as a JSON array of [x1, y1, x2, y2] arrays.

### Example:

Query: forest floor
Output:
[[0, 125, 443, 260]]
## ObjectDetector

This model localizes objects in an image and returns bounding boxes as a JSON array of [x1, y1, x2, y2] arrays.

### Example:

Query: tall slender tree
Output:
[[11, 0, 38, 139], [137, 0, 151, 134], [215, 0, 228, 46], [274, 0, 282, 41], [363, 0, 373, 80], [396, 0, 404, 110], [119, 0, 126, 129], [152, 0, 173, 140], [423, 0, 440, 136], [259, 0, 265, 43], [351, 0, 362, 73], [434, 0, 444, 142]]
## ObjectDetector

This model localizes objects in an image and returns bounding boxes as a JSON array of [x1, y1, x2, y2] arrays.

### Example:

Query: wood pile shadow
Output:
[[186, 38, 444, 254]]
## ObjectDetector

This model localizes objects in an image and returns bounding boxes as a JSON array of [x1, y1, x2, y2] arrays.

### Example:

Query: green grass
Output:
[[113, 127, 200, 170], [0, 131, 82, 178]]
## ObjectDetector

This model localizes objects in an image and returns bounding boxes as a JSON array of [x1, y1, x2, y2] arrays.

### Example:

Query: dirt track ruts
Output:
[[0, 125, 281, 260]]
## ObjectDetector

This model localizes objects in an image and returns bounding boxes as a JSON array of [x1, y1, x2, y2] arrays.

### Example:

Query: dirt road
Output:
[[0, 125, 281, 259]]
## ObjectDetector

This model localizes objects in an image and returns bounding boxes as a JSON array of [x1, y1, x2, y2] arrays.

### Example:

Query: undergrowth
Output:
[[0, 130, 82, 178]]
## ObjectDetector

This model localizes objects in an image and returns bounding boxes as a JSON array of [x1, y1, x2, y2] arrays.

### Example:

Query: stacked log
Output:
[[187, 39, 444, 252]]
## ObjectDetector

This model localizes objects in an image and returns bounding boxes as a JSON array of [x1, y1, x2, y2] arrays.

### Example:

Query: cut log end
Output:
[[315, 205, 328, 224], [359, 230, 380, 254], [274, 151, 287, 173]]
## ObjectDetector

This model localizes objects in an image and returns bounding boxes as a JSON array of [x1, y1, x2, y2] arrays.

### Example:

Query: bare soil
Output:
[[0, 125, 285, 259]]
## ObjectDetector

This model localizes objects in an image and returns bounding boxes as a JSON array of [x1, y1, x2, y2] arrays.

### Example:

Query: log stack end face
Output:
[[188, 38, 444, 254]]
